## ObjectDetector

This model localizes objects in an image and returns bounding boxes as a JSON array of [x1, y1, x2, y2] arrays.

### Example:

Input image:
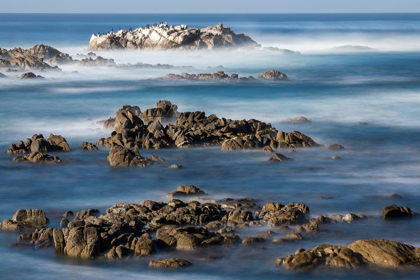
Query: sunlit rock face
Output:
[[88, 23, 260, 51]]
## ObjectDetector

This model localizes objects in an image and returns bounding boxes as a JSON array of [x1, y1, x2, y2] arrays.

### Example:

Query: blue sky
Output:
[[1, 0, 420, 13]]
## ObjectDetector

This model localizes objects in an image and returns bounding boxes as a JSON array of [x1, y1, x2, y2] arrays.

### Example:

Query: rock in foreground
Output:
[[88, 23, 259, 51], [7, 134, 70, 154], [277, 239, 420, 270]]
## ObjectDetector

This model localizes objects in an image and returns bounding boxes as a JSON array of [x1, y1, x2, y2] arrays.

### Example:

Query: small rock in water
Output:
[[13, 152, 62, 164], [331, 156, 342, 160], [327, 144, 345, 150], [151, 155, 167, 162], [382, 205, 414, 220], [81, 142, 98, 151], [267, 153, 294, 163], [282, 116, 311, 124], [242, 237, 265, 245], [390, 193, 403, 199], [149, 258, 192, 269], [359, 122, 368, 125], [262, 146, 274, 153], [164, 185, 206, 198], [18, 72, 44, 79], [168, 164, 182, 168], [63, 211, 74, 217]]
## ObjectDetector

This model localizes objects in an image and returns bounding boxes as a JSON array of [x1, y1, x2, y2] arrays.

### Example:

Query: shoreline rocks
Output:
[[88, 23, 259, 51], [0, 209, 48, 231]]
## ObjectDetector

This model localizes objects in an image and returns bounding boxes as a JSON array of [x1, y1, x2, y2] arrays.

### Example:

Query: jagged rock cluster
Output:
[[0, 45, 61, 71], [88, 23, 260, 51], [7, 134, 70, 164], [0, 44, 117, 72], [7, 134, 70, 154], [161, 70, 287, 82], [96, 100, 319, 166]]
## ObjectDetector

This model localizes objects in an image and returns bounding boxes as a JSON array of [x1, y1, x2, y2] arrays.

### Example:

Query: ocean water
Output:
[[1, 13, 420, 279]]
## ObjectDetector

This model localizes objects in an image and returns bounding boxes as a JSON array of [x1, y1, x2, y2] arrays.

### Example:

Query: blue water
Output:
[[1, 13, 420, 280]]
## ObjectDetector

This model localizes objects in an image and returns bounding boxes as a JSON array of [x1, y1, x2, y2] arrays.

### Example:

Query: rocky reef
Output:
[[96, 100, 320, 167], [160, 70, 287, 82], [1, 187, 418, 273], [88, 23, 260, 51]]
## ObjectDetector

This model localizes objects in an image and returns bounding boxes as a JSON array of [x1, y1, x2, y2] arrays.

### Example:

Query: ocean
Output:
[[0, 13, 420, 279]]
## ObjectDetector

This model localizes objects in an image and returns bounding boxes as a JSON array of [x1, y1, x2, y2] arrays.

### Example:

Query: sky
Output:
[[1, 0, 420, 13]]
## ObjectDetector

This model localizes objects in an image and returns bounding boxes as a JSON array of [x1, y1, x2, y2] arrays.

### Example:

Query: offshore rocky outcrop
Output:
[[160, 70, 287, 82], [0, 209, 48, 231], [96, 101, 320, 155], [7, 134, 71, 154], [88, 23, 260, 51], [18, 72, 45, 79]]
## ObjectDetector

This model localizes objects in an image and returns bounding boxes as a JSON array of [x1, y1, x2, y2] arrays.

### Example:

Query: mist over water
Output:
[[1, 13, 420, 279]]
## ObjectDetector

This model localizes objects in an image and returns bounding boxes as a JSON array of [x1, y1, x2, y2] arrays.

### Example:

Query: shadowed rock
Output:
[[382, 205, 414, 220]]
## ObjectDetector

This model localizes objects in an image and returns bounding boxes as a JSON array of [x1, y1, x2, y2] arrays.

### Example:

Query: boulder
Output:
[[348, 239, 420, 268], [382, 205, 414, 220], [0, 209, 48, 231], [107, 145, 152, 167], [165, 185, 206, 198], [81, 142, 98, 151], [277, 245, 363, 270], [258, 70, 287, 80]]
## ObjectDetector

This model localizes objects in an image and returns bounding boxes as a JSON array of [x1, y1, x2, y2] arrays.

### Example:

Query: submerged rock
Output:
[[267, 153, 294, 163], [149, 258, 192, 269], [88, 23, 259, 51], [161, 70, 287, 83], [13, 152, 62, 164], [327, 144, 345, 150], [282, 116, 311, 124]]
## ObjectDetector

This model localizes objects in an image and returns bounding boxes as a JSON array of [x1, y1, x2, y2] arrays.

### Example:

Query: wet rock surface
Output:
[[88, 23, 259, 51], [18, 72, 45, 79]]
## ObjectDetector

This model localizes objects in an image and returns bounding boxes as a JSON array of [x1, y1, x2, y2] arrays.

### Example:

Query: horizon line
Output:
[[2, 12, 420, 14]]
